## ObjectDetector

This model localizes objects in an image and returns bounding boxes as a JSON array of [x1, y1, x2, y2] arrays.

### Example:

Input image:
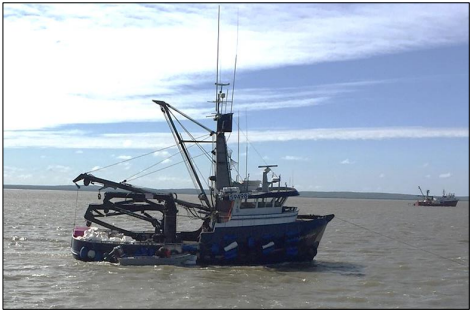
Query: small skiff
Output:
[[118, 254, 197, 266]]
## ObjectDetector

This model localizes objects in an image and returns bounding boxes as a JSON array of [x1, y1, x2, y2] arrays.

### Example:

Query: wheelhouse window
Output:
[[274, 197, 287, 207], [241, 199, 256, 209], [240, 196, 287, 209]]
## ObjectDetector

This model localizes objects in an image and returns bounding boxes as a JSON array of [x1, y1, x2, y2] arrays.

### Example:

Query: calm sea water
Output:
[[3, 189, 469, 309]]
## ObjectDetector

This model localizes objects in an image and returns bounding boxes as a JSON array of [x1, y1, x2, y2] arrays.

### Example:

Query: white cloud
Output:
[[422, 162, 429, 167], [249, 127, 469, 142], [379, 173, 385, 178], [4, 166, 26, 177], [4, 130, 177, 149], [153, 151, 171, 158], [120, 162, 131, 170], [282, 155, 308, 161], [123, 140, 133, 148], [117, 155, 132, 160], [1, 82, 360, 131], [4, 127, 468, 149], [47, 165, 71, 173], [340, 158, 354, 164], [3, 4, 468, 131], [4, 166, 35, 183], [439, 172, 451, 178]]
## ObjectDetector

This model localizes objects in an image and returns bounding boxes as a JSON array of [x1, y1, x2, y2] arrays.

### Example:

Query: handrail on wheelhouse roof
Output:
[[246, 188, 299, 199]]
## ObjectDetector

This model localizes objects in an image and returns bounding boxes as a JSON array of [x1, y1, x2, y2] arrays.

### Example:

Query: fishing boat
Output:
[[414, 186, 459, 207], [70, 11, 334, 265], [70, 93, 334, 265]]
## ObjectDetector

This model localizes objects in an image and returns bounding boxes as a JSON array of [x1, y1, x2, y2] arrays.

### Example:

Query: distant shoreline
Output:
[[3, 184, 469, 201]]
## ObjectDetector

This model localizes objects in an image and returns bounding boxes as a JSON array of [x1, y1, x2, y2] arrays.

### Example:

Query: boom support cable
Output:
[[86, 143, 179, 174], [167, 110, 214, 204], [126, 151, 210, 182], [161, 106, 212, 208], [237, 118, 280, 178], [122, 149, 182, 183], [122, 134, 211, 183], [163, 110, 200, 193], [169, 110, 214, 163]]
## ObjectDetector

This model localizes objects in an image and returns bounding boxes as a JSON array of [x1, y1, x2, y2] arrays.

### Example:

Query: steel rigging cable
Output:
[[122, 134, 210, 183], [126, 151, 210, 182], [86, 143, 180, 174]]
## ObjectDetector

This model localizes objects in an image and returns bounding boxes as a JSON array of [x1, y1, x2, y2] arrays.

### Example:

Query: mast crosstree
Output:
[[153, 79, 235, 213]]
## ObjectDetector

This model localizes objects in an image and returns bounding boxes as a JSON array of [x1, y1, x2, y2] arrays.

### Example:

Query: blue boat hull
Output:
[[70, 237, 164, 262], [71, 214, 334, 265], [199, 215, 333, 265]]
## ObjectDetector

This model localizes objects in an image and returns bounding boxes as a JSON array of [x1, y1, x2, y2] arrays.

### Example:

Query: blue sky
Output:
[[3, 3, 469, 196]]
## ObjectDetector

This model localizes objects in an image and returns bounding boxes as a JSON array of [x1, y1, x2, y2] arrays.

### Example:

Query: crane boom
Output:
[[418, 186, 425, 197]]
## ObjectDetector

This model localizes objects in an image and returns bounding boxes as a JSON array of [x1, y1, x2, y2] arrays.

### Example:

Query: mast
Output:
[[212, 6, 233, 194], [209, 8, 238, 217], [213, 84, 233, 192]]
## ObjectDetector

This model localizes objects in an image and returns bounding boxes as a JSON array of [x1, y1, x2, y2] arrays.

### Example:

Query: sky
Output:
[[3, 3, 470, 196]]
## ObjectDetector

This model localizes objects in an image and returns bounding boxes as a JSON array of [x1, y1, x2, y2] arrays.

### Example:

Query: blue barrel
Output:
[[79, 247, 89, 260], [211, 243, 220, 255], [247, 237, 255, 248]]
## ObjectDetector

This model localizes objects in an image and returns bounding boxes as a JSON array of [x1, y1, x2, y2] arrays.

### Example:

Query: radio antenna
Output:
[[245, 108, 248, 181], [215, 6, 221, 112], [230, 9, 239, 113], [237, 111, 240, 180]]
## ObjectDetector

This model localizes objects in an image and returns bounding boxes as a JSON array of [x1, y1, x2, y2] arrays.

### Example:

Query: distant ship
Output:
[[414, 186, 459, 207]]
